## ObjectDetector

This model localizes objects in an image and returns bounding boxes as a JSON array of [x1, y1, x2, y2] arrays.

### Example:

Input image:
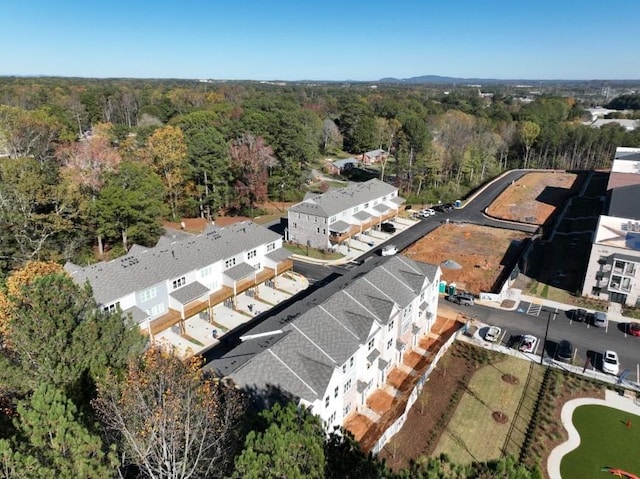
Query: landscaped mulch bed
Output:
[[377, 342, 499, 471]]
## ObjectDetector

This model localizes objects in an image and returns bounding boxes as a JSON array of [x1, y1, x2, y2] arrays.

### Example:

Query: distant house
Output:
[[287, 179, 405, 249], [206, 254, 441, 433], [582, 147, 640, 306], [326, 158, 359, 175], [65, 221, 293, 336], [361, 149, 388, 165]]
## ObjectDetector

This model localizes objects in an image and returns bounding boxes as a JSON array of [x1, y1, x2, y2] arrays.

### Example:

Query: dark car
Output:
[[452, 293, 474, 306], [380, 223, 396, 233], [555, 340, 574, 363], [572, 308, 587, 322]]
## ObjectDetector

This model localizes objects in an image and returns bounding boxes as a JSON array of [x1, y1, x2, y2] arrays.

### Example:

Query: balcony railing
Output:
[[329, 226, 360, 244]]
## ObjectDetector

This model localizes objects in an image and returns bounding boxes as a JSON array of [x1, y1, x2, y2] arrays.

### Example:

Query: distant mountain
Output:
[[377, 75, 640, 86]]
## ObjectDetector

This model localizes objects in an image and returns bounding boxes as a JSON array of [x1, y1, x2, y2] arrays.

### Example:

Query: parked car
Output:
[[555, 340, 574, 363], [380, 222, 396, 233], [592, 311, 608, 327], [571, 308, 587, 322], [629, 322, 640, 337], [485, 326, 502, 343], [602, 350, 620, 375], [421, 208, 436, 216], [380, 244, 398, 256], [518, 335, 538, 353], [452, 293, 474, 306]]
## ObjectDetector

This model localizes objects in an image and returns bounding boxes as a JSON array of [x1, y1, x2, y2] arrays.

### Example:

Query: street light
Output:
[[540, 309, 558, 365]]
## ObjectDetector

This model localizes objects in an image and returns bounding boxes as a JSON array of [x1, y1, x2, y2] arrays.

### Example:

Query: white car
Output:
[[518, 335, 538, 353], [602, 350, 619, 375], [485, 326, 502, 343], [381, 244, 398, 256], [420, 208, 436, 217]]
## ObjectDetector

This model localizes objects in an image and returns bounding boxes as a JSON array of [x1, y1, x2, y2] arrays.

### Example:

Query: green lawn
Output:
[[560, 405, 640, 478], [433, 356, 543, 463]]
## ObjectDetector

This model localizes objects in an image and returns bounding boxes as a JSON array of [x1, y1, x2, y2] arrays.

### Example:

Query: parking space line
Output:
[[527, 303, 542, 316]]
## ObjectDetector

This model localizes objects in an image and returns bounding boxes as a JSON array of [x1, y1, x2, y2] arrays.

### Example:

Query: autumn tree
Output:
[[0, 157, 79, 269], [94, 160, 167, 252], [229, 134, 276, 214], [94, 347, 245, 479], [233, 402, 325, 479], [518, 120, 541, 169], [0, 384, 117, 479], [145, 125, 189, 220], [0, 105, 64, 163], [57, 123, 122, 257]]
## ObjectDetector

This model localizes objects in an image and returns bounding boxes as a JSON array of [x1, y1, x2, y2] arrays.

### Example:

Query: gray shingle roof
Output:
[[227, 255, 437, 403], [353, 211, 372, 221], [374, 203, 390, 213], [289, 179, 399, 217], [225, 262, 256, 281], [169, 281, 209, 304], [123, 305, 148, 324], [64, 221, 281, 305], [329, 220, 352, 232], [266, 248, 292, 262]]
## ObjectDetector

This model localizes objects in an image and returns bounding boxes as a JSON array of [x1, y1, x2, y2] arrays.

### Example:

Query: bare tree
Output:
[[94, 347, 245, 479]]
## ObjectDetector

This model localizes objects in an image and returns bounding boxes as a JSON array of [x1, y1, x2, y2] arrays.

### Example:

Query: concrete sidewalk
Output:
[[547, 389, 640, 479]]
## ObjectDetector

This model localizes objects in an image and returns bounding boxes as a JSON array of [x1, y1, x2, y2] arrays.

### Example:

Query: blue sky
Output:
[[2, 0, 639, 81]]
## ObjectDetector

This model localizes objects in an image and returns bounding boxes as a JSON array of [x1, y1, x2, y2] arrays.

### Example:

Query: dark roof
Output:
[[607, 184, 640, 220]]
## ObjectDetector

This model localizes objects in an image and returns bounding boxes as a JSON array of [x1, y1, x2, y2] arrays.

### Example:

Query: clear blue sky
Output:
[[2, 0, 638, 81]]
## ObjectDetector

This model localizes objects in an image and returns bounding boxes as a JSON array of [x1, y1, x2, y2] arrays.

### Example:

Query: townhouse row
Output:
[[207, 254, 441, 430], [287, 178, 405, 250], [65, 221, 293, 335]]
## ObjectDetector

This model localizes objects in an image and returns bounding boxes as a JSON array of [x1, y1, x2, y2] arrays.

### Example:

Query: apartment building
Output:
[[65, 221, 293, 335], [287, 179, 405, 249], [582, 147, 640, 306], [208, 255, 440, 430]]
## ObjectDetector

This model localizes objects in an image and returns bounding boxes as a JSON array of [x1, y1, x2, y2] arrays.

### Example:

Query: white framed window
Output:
[[103, 302, 120, 313], [225, 258, 236, 269], [200, 265, 212, 278], [140, 287, 157, 302], [247, 249, 257, 260], [387, 338, 393, 350], [149, 303, 166, 316], [172, 277, 186, 289], [266, 242, 276, 252], [325, 396, 330, 407], [344, 379, 352, 393], [387, 320, 395, 332], [344, 404, 351, 416], [334, 386, 339, 398], [368, 338, 375, 350], [350, 356, 354, 367]]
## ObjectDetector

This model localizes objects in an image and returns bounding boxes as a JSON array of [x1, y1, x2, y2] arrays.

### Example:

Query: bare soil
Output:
[[403, 223, 530, 294], [486, 171, 580, 225]]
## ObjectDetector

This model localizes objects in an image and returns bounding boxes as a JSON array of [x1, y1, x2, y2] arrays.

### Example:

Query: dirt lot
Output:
[[486, 171, 580, 225], [403, 223, 531, 294]]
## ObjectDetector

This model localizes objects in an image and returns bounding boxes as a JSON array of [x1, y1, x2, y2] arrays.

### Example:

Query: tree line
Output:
[[0, 262, 543, 478], [0, 77, 639, 274]]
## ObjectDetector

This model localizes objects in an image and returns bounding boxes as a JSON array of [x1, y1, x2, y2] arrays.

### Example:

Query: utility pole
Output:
[[540, 310, 557, 365]]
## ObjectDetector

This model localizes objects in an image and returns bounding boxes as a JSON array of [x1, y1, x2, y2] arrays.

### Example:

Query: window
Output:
[[350, 356, 354, 367], [325, 396, 330, 408], [334, 386, 339, 398], [387, 338, 393, 350], [149, 303, 165, 316], [329, 216, 336, 223], [225, 258, 236, 269], [343, 379, 352, 393], [140, 287, 157, 302], [342, 364, 347, 374], [328, 412, 336, 424], [199, 266, 212, 278], [364, 202, 369, 208], [591, 287, 602, 296], [353, 206, 359, 213], [172, 277, 186, 289], [317, 227, 320, 233], [266, 242, 276, 252], [247, 249, 257, 260], [344, 404, 351, 416], [368, 338, 375, 350], [293, 222, 297, 228], [387, 320, 395, 332], [610, 275, 621, 290], [103, 302, 120, 313]]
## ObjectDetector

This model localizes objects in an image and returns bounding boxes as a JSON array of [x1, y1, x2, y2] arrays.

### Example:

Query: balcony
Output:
[[147, 309, 182, 335], [329, 226, 360, 244]]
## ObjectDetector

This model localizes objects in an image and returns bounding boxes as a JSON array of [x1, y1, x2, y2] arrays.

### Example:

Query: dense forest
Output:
[[1, 77, 639, 274], [4, 77, 637, 476]]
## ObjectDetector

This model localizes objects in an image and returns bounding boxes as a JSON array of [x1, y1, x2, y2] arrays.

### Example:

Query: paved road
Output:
[[447, 301, 640, 380], [207, 170, 639, 381]]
